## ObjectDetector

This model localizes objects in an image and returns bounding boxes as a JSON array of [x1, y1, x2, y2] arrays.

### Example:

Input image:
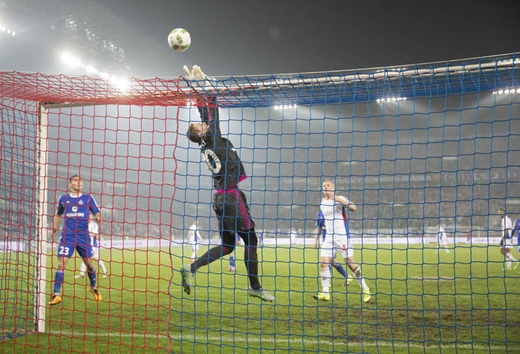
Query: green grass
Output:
[[1, 243, 520, 353]]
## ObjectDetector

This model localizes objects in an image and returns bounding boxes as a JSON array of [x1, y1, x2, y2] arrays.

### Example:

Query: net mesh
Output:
[[1, 53, 520, 353]]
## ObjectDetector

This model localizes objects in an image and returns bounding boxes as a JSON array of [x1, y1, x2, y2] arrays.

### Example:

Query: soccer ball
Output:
[[167, 28, 191, 52]]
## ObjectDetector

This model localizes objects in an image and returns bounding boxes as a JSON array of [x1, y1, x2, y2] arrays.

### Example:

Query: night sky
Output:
[[1, 0, 518, 78]]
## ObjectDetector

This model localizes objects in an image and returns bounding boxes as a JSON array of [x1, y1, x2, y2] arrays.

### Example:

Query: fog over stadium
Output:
[[3, 85, 518, 241], [1, 0, 519, 241], [1, 0, 519, 76]]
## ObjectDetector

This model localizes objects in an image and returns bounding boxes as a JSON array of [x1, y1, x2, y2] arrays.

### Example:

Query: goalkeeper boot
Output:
[[49, 294, 62, 306], [180, 264, 194, 295], [313, 292, 331, 301], [90, 287, 102, 301], [247, 288, 275, 302], [362, 288, 371, 303]]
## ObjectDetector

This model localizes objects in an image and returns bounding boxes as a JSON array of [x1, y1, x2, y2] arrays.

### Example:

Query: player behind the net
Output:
[[314, 179, 371, 303], [75, 214, 108, 278], [499, 208, 517, 271], [315, 210, 353, 286], [49, 175, 102, 305]]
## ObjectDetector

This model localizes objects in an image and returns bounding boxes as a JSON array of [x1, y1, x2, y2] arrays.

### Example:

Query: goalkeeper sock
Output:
[[194, 245, 232, 272], [244, 246, 261, 290]]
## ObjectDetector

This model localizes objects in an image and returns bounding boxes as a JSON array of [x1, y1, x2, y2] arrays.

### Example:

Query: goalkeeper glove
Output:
[[183, 64, 206, 81]]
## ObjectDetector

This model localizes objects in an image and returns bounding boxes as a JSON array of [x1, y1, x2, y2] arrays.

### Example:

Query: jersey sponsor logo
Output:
[[66, 212, 86, 218]]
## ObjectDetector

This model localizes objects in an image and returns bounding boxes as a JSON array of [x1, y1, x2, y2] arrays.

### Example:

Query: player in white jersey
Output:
[[313, 179, 371, 303], [499, 208, 516, 271], [187, 221, 203, 264], [437, 224, 450, 254], [315, 211, 353, 285], [76, 215, 108, 278], [510, 218, 520, 271]]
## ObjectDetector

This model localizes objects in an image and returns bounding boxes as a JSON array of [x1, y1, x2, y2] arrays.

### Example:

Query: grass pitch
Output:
[[2, 242, 519, 353]]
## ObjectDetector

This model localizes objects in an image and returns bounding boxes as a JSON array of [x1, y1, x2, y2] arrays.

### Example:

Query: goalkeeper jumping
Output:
[[180, 65, 274, 302]]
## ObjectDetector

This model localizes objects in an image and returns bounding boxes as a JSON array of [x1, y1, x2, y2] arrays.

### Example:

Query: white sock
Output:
[[99, 260, 107, 274], [353, 267, 368, 290], [79, 262, 87, 275], [320, 268, 331, 294]]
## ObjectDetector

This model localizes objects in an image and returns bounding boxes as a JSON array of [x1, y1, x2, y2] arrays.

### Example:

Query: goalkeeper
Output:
[[180, 65, 274, 302]]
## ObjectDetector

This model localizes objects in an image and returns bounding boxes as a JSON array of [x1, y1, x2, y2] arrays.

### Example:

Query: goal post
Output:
[[35, 105, 49, 333]]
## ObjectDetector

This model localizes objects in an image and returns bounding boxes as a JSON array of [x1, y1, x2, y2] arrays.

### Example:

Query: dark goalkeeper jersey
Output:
[[199, 97, 246, 190]]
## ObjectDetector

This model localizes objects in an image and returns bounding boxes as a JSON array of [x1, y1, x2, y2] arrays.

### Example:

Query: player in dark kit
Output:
[[181, 65, 274, 302]]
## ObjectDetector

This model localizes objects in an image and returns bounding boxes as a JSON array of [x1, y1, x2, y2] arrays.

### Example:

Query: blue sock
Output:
[[229, 256, 235, 268], [333, 263, 348, 278], [53, 270, 64, 294], [87, 269, 97, 288]]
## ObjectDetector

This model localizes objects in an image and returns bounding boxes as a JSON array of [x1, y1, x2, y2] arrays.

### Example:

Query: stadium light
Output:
[[109, 76, 131, 92], [273, 104, 297, 110], [84, 65, 99, 75], [61, 52, 82, 68], [0, 23, 16, 37], [59, 51, 131, 93], [493, 87, 520, 95], [376, 97, 407, 103]]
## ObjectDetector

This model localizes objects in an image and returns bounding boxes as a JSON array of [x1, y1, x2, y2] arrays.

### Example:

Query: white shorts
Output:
[[320, 235, 354, 259]]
